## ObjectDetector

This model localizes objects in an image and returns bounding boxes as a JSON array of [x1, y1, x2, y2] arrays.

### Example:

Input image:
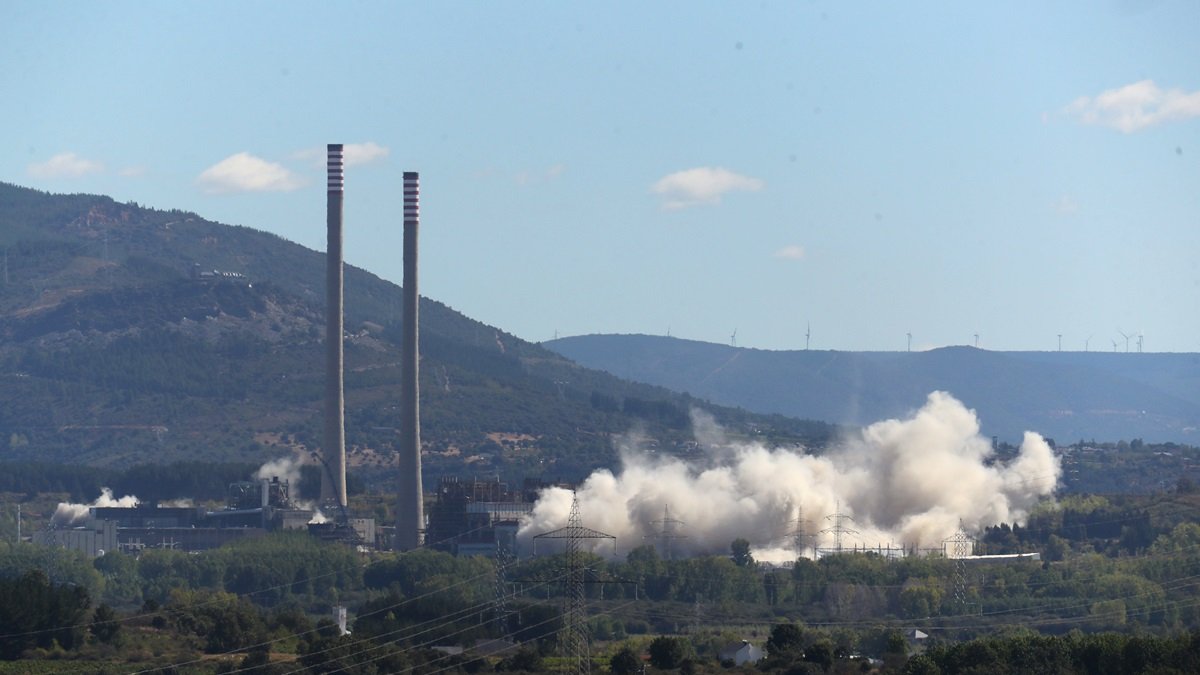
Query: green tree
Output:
[[497, 647, 543, 672], [730, 538, 755, 568], [0, 569, 91, 658], [648, 636, 689, 670], [94, 550, 141, 607], [166, 589, 266, 653], [899, 579, 944, 618], [803, 639, 834, 672], [611, 646, 641, 675], [766, 622, 805, 656], [1044, 534, 1069, 562], [90, 603, 121, 644], [902, 654, 942, 675]]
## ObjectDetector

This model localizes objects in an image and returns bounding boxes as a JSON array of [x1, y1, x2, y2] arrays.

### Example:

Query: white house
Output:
[[719, 640, 764, 666]]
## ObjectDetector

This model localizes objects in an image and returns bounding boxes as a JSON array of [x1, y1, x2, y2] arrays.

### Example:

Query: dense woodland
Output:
[[3, 481, 1200, 672]]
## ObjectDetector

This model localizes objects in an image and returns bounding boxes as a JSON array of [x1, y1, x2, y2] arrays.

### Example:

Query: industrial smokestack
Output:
[[397, 171, 424, 550], [322, 143, 348, 510]]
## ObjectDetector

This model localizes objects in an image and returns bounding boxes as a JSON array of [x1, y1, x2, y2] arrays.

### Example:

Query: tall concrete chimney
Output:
[[397, 171, 424, 550], [322, 144, 348, 509]]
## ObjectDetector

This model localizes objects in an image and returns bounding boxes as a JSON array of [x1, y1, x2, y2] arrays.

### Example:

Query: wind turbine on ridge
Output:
[[1118, 329, 1132, 353]]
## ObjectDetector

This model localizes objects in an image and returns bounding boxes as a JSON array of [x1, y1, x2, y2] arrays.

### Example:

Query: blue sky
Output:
[[3, 1, 1198, 352]]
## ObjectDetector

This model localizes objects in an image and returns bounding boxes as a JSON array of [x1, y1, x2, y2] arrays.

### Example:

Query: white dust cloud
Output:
[[520, 392, 1060, 560], [52, 488, 140, 526]]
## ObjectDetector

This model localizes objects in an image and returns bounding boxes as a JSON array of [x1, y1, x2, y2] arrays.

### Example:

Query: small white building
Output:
[[719, 640, 764, 666]]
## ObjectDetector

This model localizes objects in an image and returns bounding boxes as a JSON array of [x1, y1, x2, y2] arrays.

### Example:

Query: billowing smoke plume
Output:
[[520, 392, 1060, 561], [52, 488, 139, 527], [255, 453, 305, 487], [255, 453, 327, 524]]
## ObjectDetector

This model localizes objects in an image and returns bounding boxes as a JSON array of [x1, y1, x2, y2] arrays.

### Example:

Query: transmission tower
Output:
[[943, 523, 977, 615], [648, 503, 687, 560], [532, 492, 615, 675], [785, 505, 815, 559], [820, 501, 859, 554], [492, 546, 515, 634]]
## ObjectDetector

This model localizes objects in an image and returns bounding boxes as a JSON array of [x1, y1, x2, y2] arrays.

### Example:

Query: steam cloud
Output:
[[520, 392, 1060, 561], [254, 453, 327, 524], [255, 454, 304, 487], [52, 488, 139, 527]]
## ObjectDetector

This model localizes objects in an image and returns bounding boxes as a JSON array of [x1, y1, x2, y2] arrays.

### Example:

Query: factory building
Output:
[[37, 477, 375, 556], [424, 476, 553, 558]]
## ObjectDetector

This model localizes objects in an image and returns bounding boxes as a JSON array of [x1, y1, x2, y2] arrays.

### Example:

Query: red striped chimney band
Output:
[[327, 144, 344, 192], [403, 172, 419, 221]]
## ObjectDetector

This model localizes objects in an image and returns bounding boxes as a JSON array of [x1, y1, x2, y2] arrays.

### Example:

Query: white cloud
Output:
[[290, 142, 390, 168], [197, 152, 305, 194], [118, 165, 146, 178], [773, 244, 806, 260], [1053, 195, 1079, 215], [651, 166, 763, 210], [514, 164, 566, 186], [1065, 80, 1200, 133], [343, 142, 389, 167], [27, 152, 104, 179], [289, 147, 323, 164]]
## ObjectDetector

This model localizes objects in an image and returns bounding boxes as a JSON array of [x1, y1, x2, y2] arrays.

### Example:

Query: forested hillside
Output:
[[0, 183, 833, 488]]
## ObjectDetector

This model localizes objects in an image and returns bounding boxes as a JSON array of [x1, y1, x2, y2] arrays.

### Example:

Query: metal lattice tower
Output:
[[785, 504, 815, 559], [944, 523, 977, 614], [648, 503, 687, 561], [532, 492, 615, 675], [492, 547, 514, 634], [820, 500, 859, 554]]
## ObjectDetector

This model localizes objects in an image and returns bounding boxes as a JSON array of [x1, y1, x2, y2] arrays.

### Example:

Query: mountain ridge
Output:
[[546, 333, 1200, 444], [0, 183, 834, 485]]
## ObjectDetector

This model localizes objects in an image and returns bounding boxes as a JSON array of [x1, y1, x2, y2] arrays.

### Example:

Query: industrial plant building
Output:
[[424, 476, 554, 558], [37, 477, 377, 556]]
